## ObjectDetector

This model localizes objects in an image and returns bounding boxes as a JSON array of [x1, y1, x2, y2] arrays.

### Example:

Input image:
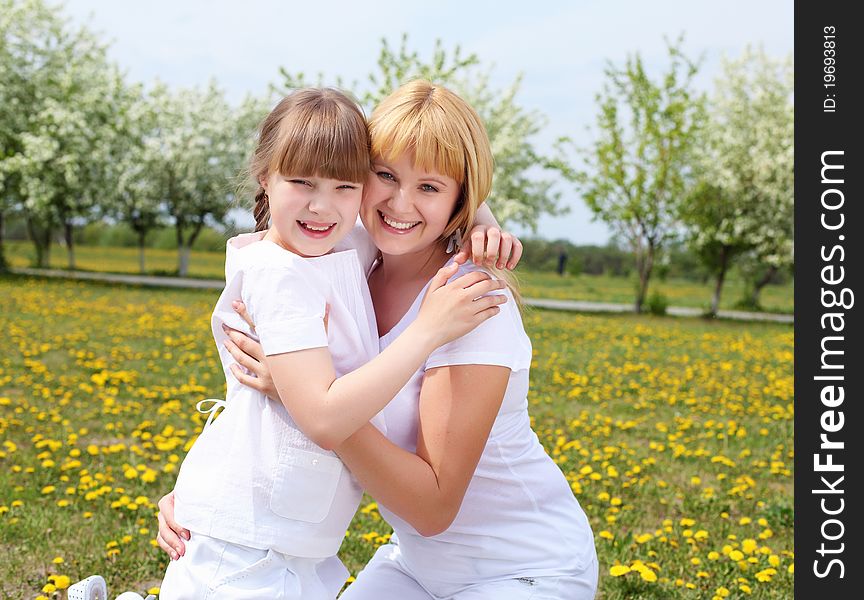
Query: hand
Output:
[[454, 225, 523, 270], [414, 263, 508, 347], [222, 302, 278, 400], [156, 491, 189, 561]]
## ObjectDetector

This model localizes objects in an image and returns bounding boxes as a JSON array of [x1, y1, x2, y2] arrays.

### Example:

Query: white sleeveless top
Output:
[[173, 229, 381, 558]]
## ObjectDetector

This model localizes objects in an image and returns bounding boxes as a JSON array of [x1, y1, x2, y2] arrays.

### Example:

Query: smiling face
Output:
[[360, 153, 461, 258], [262, 172, 362, 257]]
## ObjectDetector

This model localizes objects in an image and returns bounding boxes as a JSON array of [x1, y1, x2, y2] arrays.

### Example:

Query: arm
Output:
[[455, 202, 524, 269], [334, 364, 510, 536], [264, 267, 506, 450]]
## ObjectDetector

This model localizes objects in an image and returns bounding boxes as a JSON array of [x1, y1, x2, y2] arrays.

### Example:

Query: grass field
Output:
[[4, 241, 793, 313], [0, 274, 793, 599]]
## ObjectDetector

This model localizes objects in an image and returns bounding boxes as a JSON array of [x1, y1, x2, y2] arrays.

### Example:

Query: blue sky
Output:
[[63, 0, 793, 244]]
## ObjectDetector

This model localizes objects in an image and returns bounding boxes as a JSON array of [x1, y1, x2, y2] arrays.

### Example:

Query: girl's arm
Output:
[[334, 363, 510, 536], [263, 265, 506, 450]]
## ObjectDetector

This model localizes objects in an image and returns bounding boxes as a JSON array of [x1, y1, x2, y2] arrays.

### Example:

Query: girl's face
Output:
[[261, 172, 362, 257], [361, 153, 460, 257]]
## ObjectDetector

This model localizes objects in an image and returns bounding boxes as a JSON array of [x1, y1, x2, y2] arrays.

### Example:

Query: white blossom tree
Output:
[[1, 0, 125, 269], [276, 34, 567, 230], [682, 48, 793, 315], [144, 82, 259, 276]]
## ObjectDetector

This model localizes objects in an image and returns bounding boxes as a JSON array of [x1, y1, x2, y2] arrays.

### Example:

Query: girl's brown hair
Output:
[[249, 88, 370, 232]]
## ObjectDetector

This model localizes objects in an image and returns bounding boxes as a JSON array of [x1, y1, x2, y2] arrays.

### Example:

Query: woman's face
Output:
[[360, 153, 460, 257]]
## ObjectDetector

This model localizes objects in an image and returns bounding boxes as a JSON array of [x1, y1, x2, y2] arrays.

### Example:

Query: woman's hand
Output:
[[454, 224, 523, 270], [156, 491, 189, 560], [414, 263, 508, 348], [222, 301, 278, 400]]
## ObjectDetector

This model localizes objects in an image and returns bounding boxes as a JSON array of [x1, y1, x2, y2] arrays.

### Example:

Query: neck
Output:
[[378, 241, 450, 284]]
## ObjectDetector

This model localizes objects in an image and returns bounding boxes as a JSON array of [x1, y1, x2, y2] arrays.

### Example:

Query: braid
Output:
[[254, 187, 270, 232]]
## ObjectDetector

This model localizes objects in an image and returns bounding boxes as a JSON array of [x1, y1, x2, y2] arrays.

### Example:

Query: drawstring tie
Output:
[[196, 398, 227, 429]]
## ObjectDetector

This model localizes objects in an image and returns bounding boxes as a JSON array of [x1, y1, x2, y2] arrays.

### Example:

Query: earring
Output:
[[445, 228, 463, 254]]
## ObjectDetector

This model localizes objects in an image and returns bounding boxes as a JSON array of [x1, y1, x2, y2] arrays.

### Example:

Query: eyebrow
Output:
[[420, 177, 449, 188], [373, 161, 449, 188]]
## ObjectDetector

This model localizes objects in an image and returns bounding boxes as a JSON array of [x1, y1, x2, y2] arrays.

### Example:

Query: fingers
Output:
[[229, 363, 266, 392], [223, 337, 260, 372], [484, 228, 501, 268], [470, 228, 486, 265], [222, 324, 265, 361], [507, 238, 523, 270], [429, 262, 460, 292], [496, 233, 514, 269], [156, 493, 189, 560], [461, 277, 507, 298], [231, 300, 256, 332], [471, 292, 508, 313]]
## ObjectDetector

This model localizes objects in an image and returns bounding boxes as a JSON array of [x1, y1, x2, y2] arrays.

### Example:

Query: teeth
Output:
[[300, 222, 333, 232], [381, 213, 420, 230]]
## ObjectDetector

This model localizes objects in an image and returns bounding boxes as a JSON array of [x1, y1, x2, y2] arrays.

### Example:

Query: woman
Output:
[[159, 80, 598, 599]]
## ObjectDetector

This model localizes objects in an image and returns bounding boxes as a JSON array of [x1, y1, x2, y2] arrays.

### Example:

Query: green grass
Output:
[[5, 241, 793, 313], [0, 275, 793, 599]]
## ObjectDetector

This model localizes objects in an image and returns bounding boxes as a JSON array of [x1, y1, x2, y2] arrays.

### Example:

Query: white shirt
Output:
[[173, 231, 381, 558], [376, 258, 597, 596]]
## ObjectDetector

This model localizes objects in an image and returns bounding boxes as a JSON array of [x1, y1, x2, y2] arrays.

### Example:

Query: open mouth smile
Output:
[[379, 210, 421, 232]]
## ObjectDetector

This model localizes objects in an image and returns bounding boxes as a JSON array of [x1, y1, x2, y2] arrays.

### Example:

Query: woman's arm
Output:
[[334, 364, 510, 536], [263, 267, 506, 450]]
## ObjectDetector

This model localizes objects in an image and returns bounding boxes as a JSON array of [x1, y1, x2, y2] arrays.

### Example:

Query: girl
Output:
[[159, 88, 509, 599], [161, 80, 598, 599]]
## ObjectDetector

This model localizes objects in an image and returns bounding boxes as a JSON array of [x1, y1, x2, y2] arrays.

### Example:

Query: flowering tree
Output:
[[682, 48, 793, 315], [276, 34, 567, 230], [558, 39, 706, 313], [1, 0, 124, 269], [143, 83, 259, 276]]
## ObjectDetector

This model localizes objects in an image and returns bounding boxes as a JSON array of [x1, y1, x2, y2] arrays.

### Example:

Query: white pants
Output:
[[160, 532, 349, 600], [339, 544, 598, 600]]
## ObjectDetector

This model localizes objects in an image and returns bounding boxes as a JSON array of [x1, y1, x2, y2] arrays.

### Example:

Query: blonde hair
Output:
[[368, 80, 493, 244], [248, 88, 370, 231], [369, 80, 520, 300]]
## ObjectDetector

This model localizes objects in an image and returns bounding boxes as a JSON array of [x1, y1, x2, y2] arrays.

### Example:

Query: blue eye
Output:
[[420, 184, 439, 193], [289, 179, 312, 187], [377, 171, 395, 182]]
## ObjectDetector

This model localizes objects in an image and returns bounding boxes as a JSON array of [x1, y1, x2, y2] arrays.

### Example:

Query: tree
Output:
[[1, 0, 124, 269], [558, 38, 706, 312], [275, 34, 567, 230], [682, 48, 793, 315], [144, 83, 259, 276]]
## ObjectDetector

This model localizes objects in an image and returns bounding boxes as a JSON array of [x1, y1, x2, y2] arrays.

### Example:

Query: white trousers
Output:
[[339, 543, 598, 600], [160, 532, 348, 600]]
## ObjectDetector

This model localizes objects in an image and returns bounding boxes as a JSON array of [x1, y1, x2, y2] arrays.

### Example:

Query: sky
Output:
[[61, 0, 793, 245]]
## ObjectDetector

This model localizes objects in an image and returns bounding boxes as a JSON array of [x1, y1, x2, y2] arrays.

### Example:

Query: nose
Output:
[[308, 191, 332, 216], [387, 186, 413, 215]]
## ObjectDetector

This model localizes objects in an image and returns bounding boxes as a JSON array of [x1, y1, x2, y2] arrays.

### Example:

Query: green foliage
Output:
[[276, 34, 568, 230], [557, 36, 707, 311], [646, 291, 669, 316]]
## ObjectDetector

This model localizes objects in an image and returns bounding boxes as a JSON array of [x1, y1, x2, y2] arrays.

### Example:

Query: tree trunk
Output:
[[709, 246, 730, 317], [26, 217, 52, 268], [749, 265, 778, 308], [178, 245, 191, 277], [0, 211, 8, 273], [64, 220, 76, 270], [634, 244, 655, 314]]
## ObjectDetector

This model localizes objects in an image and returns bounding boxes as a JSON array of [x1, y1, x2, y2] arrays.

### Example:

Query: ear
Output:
[[258, 173, 269, 191]]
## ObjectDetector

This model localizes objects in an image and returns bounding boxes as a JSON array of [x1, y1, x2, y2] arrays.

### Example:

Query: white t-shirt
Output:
[[173, 231, 381, 558], [376, 258, 597, 597]]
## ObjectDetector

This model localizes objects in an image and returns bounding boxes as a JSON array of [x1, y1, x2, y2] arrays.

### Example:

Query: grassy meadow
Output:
[[0, 274, 793, 599], [4, 240, 793, 313]]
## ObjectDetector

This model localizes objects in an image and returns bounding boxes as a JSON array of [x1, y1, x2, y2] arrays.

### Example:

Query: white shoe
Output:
[[68, 576, 108, 600], [115, 593, 146, 600]]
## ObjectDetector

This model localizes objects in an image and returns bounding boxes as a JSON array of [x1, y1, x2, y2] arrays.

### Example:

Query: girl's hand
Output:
[[221, 301, 278, 399], [415, 263, 508, 347], [454, 225, 523, 270], [156, 491, 189, 561]]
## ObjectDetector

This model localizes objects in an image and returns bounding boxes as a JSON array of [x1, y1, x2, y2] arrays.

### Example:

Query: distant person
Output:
[[557, 247, 568, 276]]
